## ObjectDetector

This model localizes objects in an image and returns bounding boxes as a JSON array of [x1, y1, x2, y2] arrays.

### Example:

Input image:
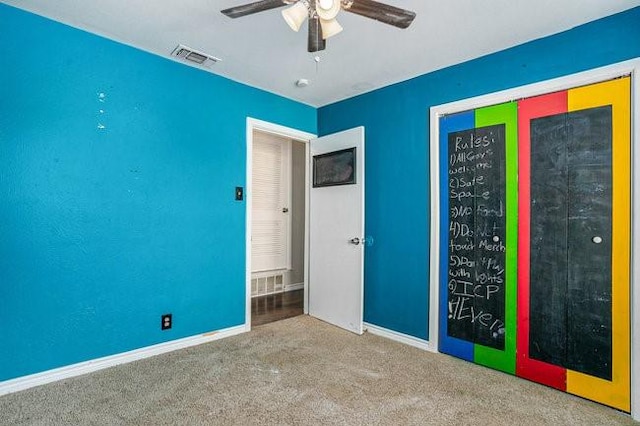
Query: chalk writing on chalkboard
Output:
[[447, 124, 506, 350]]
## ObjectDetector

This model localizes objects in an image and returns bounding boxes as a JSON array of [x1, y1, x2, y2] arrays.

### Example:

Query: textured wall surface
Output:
[[318, 7, 640, 340], [0, 4, 316, 381]]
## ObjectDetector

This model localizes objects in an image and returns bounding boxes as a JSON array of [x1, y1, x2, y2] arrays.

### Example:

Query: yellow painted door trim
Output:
[[566, 76, 631, 412]]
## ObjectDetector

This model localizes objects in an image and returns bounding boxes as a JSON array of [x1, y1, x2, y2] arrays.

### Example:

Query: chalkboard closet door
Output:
[[518, 77, 631, 412], [439, 102, 518, 375], [516, 90, 568, 391]]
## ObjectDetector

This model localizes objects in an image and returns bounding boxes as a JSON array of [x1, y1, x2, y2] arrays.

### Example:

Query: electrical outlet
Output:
[[161, 313, 172, 330]]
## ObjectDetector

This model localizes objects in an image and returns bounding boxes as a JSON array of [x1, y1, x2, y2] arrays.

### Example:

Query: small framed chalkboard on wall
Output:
[[313, 147, 356, 187]]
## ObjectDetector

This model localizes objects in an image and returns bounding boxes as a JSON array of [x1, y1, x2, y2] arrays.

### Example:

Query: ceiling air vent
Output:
[[171, 44, 221, 68]]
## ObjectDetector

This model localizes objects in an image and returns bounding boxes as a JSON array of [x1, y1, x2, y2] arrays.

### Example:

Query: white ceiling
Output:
[[4, 0, 640, 106]]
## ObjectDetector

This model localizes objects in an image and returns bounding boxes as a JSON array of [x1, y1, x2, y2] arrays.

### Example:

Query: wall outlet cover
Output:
[[161, 314, 172, 330]]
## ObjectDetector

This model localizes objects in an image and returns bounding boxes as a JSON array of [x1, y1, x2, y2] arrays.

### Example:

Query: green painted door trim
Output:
[[474, 102, 518, 375]]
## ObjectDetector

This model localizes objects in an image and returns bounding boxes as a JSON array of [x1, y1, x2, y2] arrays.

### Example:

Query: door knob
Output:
[[592, 236, 602, 244], [349, 236, 374, 246]]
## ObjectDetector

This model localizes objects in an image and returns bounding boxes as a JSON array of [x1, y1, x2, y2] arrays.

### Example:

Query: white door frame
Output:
[[428, 58, 640, 419], [246, 118, 316, 328]]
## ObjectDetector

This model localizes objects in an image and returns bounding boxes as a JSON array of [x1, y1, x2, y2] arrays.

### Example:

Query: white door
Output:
[[251, 131, 291, 272], [309, 127, 364, 335]]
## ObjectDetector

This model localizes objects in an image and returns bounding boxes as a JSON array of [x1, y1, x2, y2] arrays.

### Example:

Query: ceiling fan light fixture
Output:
[[282, 1, 309, 32], [222, 0, 416, 53], [316, 0, 340, 20], [320, 18, 343, 39]]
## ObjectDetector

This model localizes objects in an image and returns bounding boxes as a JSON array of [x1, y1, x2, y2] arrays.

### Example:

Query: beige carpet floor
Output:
[[0, 315, 635, 425]]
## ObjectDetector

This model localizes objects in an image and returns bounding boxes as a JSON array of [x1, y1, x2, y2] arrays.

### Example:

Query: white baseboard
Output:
[[0, 323, 249, 396], [364, 322, 437, 353], [284, 282, 304, 292]]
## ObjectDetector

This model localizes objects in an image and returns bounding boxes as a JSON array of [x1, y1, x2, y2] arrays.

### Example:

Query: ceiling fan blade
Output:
[[221, 0, 289, 18], [308, 15, 326, 52], [342, 0, 416, 29]]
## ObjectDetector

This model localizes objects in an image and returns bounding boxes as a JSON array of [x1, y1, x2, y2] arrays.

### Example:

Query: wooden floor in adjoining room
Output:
[[251, 289, 304, 327]]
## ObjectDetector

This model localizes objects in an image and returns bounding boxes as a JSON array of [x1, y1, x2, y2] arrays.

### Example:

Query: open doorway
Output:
[[245, 119, 315, 328]]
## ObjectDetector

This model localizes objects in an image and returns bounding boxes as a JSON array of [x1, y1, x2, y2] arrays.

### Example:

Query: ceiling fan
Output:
[[221, 0, 416, 53]]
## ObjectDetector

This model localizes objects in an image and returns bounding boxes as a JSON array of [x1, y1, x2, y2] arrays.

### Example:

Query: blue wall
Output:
[[0, 4, 316, 381], [318, 7, 640, 340]]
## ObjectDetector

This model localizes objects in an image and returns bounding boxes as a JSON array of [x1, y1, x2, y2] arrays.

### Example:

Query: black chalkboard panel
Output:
[[529, 106, 612, 380], [566, 106, 613, 380], [529, 113, 569, 367], [447, 124, 506, 350]]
